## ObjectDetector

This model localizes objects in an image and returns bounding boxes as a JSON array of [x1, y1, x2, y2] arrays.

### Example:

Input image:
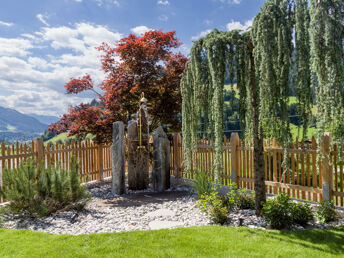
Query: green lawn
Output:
[[0, 226, 343, 257], [290, 123, 317, 141]]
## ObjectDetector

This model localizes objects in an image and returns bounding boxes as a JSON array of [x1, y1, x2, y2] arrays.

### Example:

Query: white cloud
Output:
[[75, 0, 83, 2], [130, 25, 152, 35], [226, 19, 253, 31], [0, 89, 92, 116], [204, 19, 213, 25], [76, 23, 122, 46], [158, 14, 168, 22], [0, 38, 33, 56], [36, 14, 50, 26], [157, 0, 169, 5], [96, 0, 120, 7], [0, 22, 123, 116], [0, 21, 14, 27], [191, 29, 212, 41], [218, 0, 242, 4]]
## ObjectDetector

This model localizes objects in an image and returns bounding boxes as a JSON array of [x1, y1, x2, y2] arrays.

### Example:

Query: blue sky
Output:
[[0, 0, 264, 117]]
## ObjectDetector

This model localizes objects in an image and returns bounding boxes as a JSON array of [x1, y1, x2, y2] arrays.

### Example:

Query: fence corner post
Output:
[[98, 144, 104, 181], [230, 132, 240, 186], [320, 132, 332, 201], [34, 138, 44, 165]]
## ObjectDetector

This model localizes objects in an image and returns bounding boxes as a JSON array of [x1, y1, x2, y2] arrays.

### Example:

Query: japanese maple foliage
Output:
[[49, 30, 188, 143]]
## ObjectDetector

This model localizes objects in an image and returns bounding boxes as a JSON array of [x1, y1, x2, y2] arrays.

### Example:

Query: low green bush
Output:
[[290, 202, 313, 227], [262, 194, 293, 229], [262, 193, 313, 229], [224, 183, 255, 210], [197, 192, 228, 225], [315, 200, 338, 223], [193, 170, 214, 198], [0, 156, 90, 217]]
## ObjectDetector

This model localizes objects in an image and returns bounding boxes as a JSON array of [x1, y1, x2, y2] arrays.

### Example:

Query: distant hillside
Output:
[[0, 106, 48, 142], [27, 114, 60, 125]]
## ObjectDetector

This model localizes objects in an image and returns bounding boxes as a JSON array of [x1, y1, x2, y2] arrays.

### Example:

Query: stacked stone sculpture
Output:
[[127, 105, 149, 190], [111, 93, 171, 194]]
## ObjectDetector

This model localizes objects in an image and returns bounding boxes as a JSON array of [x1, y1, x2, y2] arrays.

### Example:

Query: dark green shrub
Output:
[[263, 194, 314, 229], [197, 192, 228, 225], [315, 200, 338, 223], [290, 202, 313, 226], [262, 194, 293, 229], [193, 170, 214, 198], [224, 183, 255, 210], [0, 156, 90, 217]]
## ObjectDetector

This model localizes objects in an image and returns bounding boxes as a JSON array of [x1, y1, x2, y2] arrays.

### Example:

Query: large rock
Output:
[[127, 106, 149, 190], [111, 121, 125, 195], [152, 126, 171, 192]]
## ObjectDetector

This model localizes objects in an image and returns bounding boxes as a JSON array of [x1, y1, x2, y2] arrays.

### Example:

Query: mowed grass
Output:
[[0, 226, 344, 257]]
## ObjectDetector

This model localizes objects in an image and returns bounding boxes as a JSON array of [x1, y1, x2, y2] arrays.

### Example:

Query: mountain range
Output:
[[0, 106, 59, 142]]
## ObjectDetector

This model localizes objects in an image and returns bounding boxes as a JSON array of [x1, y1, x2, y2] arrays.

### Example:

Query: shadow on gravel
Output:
[[104, 191, 192, 208]]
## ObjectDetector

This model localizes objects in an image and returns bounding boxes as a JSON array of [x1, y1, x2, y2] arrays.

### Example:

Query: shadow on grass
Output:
[[245, 227, 344, 255]]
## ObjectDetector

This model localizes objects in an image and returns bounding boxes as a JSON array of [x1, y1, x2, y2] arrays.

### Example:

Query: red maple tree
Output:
[[49, 30, 188, 143]]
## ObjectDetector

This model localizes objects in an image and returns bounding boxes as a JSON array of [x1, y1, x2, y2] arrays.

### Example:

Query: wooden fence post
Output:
[[173, 133, 181, 178], [34, 138, 44, 165], [272, 138, 278, 194], [320, 132, 333, 201], [98, 144, 104, 181], [230, 132, 240, 186]]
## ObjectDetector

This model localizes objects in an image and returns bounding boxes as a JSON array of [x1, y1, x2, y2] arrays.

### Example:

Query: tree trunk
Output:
[[247, 37, 266, 215]]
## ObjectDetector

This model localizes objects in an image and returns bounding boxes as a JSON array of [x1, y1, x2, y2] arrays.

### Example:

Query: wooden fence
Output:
[[1, 133, 343, 207], [171, 132, 344, 207]]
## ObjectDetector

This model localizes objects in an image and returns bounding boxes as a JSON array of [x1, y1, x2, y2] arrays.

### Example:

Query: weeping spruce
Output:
[[295, 0, 312, 140], [181, 0, 343, 214], [309, 0, 344, 142]]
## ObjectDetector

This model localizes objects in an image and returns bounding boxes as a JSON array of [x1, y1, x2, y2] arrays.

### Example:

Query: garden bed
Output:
[[1, 179, 344, 235]]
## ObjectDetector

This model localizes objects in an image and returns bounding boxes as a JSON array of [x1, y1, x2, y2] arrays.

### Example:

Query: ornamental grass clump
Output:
[[193, 170, 214, 198], [0, 156, 90, 217], [0, 207, 4, 228]]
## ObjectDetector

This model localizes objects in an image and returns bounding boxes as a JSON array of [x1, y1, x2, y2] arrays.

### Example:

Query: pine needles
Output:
[[0, 156, 90, 217]]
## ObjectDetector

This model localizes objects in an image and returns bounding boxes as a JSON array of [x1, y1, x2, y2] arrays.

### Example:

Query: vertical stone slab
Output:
[[111, 121, 125, 195], [152, 127, 171, 192], [128, 106, 149, 190]]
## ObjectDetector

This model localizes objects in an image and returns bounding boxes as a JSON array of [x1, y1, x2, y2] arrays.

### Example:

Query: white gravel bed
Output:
[[2, 181, 344, 235], [2, 183, 211, 235]]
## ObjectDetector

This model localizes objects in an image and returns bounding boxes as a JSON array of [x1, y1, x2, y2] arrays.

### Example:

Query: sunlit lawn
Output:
[[0, 226, 343, 257]]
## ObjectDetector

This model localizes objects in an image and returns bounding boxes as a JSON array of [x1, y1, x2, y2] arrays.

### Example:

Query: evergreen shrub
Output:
[[0, 156, 90, 217]]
